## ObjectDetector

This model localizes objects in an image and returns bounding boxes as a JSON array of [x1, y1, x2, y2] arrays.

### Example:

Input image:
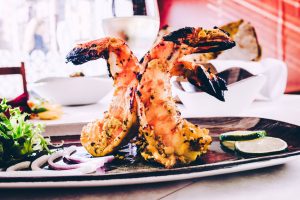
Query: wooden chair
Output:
[[0, 62, 28, 94], [0, 62, 31, 112]]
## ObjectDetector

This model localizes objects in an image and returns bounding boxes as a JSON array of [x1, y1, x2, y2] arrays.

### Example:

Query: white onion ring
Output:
[[31, 155, 51, 171], [6, 161, 31, 172]]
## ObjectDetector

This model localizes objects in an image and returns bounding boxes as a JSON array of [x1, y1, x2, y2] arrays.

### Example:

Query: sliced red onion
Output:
[[101, 155, 114, 163], [3, 146, 114, 175], [77, 155, 114, 174], [75, 162, 105, 174], [31, 155, 51, 171], [48, 146, 79, 170], [6, 161, 31, 172], [64, 145, 77, 155], [64, 154, 114, 164], [47, 145, 114, 174], [63, 154, 86, 164], [96, 167, 106, 174]]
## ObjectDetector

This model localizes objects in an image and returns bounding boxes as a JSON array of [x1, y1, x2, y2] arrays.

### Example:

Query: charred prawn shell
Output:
[[163, 27, 236, 53], [188, 65, 228, 102], [66, 46, 108, 65]]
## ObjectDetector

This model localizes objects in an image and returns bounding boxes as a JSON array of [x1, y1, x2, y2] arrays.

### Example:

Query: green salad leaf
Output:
[[0, 99, 50, 167]]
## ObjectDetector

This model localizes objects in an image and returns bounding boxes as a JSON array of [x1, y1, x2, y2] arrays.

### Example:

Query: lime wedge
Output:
[[219, 130, 266, 141], [235, 136, 288, 155], [221, 140, 236, 151]]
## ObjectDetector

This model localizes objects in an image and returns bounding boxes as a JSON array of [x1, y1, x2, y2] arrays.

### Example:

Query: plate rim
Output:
[[0, 155, 298, 188]]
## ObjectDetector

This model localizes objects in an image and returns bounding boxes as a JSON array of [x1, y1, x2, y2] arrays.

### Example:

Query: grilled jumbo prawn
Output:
[[66, 37, 140, 156], [137, 27, 235, 168]]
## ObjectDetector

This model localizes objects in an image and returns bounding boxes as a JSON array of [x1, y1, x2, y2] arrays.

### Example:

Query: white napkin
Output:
[[210, 58, 288, 100]]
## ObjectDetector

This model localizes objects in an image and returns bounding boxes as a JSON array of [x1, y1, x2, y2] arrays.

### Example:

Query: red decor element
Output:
[[0, 62, 31, 113], [158, 0, 300, 93], [7, 92, 31, 114]]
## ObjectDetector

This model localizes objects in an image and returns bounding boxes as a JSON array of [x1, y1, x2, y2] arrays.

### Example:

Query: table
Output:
[[1, 94, 300, 200]]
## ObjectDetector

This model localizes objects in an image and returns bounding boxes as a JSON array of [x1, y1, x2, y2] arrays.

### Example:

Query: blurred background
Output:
[[0, 0, 299, 98]]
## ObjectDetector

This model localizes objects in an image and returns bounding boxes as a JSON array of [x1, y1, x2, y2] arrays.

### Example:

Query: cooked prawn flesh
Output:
[[66, 37, 141, 156], [137, 27, 235, 168]]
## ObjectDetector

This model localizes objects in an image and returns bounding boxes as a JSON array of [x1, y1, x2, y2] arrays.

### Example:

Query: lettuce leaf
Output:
[[0, 99, 50, 167]]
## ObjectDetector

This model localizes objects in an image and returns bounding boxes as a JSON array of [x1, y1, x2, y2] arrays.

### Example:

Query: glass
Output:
[[102, 0, 160, 59]]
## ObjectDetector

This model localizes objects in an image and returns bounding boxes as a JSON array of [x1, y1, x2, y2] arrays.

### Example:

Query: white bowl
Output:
[[172, 75, 266, 116], [31, 77, 113, 106]]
